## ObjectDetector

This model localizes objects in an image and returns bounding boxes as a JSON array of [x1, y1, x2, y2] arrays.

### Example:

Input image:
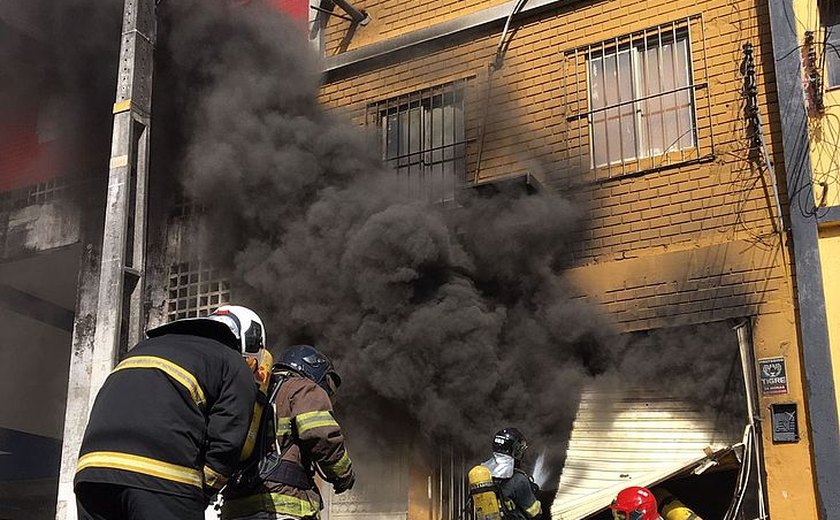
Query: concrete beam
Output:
[[54, 0, 157, 518], [816, 205, 840, 225], [0, 283, 74, 332], [767, 0, 840, 517]]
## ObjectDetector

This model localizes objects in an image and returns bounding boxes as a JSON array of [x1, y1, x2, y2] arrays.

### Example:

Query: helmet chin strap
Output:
[[244, 350, 271, 384]]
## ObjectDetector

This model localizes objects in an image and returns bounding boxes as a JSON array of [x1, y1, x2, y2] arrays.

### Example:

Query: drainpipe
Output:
[[734, 319, 768, 519]]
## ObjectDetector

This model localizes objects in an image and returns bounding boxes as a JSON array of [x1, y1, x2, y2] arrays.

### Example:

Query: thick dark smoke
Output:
[[0, 0, 747, 491], [0, 0, 122, 174], [156, 0, 748, 479], [155, 0, 614, 463]]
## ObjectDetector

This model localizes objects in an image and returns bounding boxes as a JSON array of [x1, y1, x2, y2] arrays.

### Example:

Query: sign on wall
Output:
[[758, 356, 789, 396], [770, 403, 799, 443]]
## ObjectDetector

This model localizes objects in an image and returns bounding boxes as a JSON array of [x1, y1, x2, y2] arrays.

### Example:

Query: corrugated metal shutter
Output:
[[551, 387, 744, 520]]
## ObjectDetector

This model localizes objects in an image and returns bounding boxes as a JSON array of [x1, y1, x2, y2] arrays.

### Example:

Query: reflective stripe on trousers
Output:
[[222, 493, 319, 520]]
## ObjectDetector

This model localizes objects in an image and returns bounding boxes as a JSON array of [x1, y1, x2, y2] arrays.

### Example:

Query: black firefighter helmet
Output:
[[277, 344, 341, 396], [493, 427, 528, 461]]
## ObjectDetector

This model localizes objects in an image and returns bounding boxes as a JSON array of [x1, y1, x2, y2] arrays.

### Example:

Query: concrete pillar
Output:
[[55, 0, 156, 517]]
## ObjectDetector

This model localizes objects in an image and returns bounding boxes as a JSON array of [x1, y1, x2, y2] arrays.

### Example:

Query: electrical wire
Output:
[[495, 0, 528, 68], [475, 0, 529, 182], [723, 424, 754, 520]]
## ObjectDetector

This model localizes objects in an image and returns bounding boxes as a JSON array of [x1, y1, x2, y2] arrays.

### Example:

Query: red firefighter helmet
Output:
[[610, 486, 658, 520]]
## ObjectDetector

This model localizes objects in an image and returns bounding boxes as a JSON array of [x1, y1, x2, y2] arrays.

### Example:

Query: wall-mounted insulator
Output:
[[802, 31, 825, 116], [742, 43, 762, 149]]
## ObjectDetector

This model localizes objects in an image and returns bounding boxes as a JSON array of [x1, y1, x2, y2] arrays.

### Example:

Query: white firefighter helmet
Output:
[[208, 305, 266, 357], [146, 304, 266, 358]]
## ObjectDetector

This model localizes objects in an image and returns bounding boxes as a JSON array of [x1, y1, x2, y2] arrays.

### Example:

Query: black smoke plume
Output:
[[0, 0, 746, 492], [0, 0, 122, 175], [156, 1, 748, 478], [155, 0, 616, 464]]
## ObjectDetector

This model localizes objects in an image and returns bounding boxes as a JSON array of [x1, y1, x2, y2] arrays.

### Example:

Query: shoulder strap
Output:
[[492, 477, 513, 518], [259, 368, 290, 455], [224, 368, 290, 491]]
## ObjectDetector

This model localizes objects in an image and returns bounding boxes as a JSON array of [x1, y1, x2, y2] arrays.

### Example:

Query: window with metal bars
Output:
[[822, 2, 840, 89], [563, 16, 714, 180], [0, 177, 74, 212], [166, 262, 230, 321], [367, 80, 468, 203]]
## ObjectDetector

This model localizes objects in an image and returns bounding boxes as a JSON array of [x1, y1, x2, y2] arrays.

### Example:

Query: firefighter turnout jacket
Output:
[[75, 333, 258, 502], [497, 469, 542, 520], [222, 373, 353, 519]]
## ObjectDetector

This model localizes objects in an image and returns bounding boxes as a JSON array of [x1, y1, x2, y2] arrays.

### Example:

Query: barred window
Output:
[[367, 80, 468, 203], [167, 262, 230, 321], [590, 29, 694, 166], [563, 16, 713, 180], [823, 3, 840, 89], [0, 177, 74, 212]]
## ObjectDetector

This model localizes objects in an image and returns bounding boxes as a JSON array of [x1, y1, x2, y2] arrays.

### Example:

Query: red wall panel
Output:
[[268, 0, 309, 22], [0, 118, 56, 193]]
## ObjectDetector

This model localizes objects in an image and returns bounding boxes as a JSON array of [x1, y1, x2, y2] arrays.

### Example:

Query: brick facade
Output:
[[320, 0, 819, 517]]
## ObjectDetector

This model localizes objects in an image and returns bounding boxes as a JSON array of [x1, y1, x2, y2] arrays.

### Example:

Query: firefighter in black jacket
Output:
[[480, 428, 542, 520], [74, 305, 265, 520]]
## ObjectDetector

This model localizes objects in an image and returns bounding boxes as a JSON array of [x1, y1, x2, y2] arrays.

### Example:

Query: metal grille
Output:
[[166, 262, 230, 321], [562, 16, 714, 181], [367, 80, 469, 203], [428, 447, 468, 520]]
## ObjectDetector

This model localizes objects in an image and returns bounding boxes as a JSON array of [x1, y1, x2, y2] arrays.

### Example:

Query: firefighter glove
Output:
[[530, 477, 541, 496], [333, 469, 356, 494]]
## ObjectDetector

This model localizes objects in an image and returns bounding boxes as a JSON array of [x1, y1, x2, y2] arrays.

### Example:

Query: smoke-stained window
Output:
[[368, 80, 468, 204], [167, 262, 230, 321], [562, 16, 714, 180], [0, 177, 74, 212]]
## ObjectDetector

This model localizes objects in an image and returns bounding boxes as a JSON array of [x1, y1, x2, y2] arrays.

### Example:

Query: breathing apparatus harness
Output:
[[213, 365, 289, 510], [466, 463, 518, 520]]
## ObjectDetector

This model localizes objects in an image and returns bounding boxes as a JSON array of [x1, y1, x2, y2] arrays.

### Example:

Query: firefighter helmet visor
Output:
[[610, 509, 645, 520], [278, 345, 341, 395], [210, 305, 266, 358], [492, 428, 528, 461], [610, 487, 658, 520]]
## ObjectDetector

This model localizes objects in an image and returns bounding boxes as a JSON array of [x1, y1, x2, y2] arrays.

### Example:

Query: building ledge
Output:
[[322, 0, 572, 77], [816, 205, 840, 225]]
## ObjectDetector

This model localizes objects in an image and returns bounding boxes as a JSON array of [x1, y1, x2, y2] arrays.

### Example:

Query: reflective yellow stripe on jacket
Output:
[[222, 492, 319, 519], [524, 499, 541, 518], [321, 450, 351, 479], [77, 451, 203, 488], [112, 356, 206, 408], [294, 410, 338, 434], [276, 416, 293, 438], [203, 464, 228, 490]]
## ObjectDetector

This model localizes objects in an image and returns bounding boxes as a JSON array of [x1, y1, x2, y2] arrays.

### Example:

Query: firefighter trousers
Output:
[[76, 482, 206, 520]]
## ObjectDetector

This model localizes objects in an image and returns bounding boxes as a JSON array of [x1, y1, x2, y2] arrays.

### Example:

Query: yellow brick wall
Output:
[[320, 0, 819, 517], [320, 0, 508, 54]]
